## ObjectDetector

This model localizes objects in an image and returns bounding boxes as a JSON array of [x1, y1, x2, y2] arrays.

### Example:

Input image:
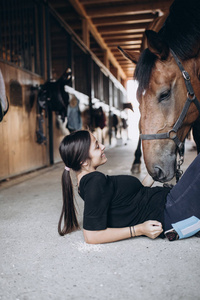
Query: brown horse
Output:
[[120, 0, 200, 182]]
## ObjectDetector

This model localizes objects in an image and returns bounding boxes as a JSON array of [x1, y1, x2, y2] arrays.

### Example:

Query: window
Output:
[[0, 0, 43, 75]]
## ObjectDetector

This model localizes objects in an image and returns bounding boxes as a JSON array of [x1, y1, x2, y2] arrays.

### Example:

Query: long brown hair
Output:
[[58, 130, 91, 236]]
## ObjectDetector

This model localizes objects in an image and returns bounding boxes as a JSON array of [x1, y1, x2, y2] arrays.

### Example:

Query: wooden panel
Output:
[[0, 62, 48, 181], [85, 1, 173, 17], [92, 13, 156, 26]]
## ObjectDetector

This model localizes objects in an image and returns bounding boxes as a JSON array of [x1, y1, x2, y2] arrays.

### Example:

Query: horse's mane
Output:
[[134, 0, 200, 97], [134, 49, 157, 98]]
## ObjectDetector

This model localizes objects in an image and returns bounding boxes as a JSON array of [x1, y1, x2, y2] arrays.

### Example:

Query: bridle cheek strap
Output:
[[140, 48, 200, 158]]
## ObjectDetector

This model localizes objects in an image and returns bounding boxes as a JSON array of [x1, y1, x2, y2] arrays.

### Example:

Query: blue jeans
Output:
[[164, 153, 200, 231]]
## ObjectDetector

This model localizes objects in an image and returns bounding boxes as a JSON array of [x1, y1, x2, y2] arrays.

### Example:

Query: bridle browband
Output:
[[140, 49, 200, 181]]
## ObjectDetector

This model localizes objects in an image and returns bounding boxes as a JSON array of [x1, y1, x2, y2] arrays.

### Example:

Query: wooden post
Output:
[[82, 19, 90, 48], [103, 50, 109, 69]]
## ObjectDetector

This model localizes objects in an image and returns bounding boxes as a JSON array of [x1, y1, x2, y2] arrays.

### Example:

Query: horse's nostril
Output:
[[154, 166, 166, 181]]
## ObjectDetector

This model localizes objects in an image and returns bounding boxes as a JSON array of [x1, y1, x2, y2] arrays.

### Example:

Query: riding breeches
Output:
[[164, 153, 200, 231]]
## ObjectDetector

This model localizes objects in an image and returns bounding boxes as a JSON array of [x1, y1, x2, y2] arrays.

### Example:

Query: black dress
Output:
[[79, 171, 170, 236]]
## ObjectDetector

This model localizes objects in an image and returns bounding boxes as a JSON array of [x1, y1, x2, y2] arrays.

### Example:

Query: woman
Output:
[[58, 130, 200, 244]]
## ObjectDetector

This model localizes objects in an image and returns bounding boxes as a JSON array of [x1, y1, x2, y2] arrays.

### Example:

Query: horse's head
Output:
[[119, 30, 200, 182]]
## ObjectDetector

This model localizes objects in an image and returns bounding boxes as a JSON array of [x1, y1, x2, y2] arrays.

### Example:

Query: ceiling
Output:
[[49, 0, 173, 83]]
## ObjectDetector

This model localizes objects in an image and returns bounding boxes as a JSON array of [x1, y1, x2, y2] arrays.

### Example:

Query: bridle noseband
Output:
[[140, 49, 200, 181]]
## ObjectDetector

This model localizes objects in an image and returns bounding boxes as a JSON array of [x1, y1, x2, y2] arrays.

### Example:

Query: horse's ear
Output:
[[145, 30, 169, 60], [118, 46, 140, 64]]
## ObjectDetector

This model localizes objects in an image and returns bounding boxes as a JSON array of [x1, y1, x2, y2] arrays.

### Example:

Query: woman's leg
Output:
[[164, 153, 200, 230]]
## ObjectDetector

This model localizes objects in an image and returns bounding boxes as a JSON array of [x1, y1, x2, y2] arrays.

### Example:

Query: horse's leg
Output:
[[192, 117, 200, 153], [131, 137, 142, 174]]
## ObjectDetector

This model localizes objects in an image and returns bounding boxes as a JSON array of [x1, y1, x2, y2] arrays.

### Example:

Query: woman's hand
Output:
[[142, 173, 154, 187], [137, 220, 163, 239], [83, 220, 163, 244]]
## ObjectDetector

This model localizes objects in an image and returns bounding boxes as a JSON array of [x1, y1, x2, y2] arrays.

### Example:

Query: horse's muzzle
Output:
[[153, 165, 168, 182], [152, 163, 175, 182]]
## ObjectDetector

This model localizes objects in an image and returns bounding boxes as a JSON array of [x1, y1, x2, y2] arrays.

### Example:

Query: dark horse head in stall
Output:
[[37, 68, 72, 121], [36, 68, 72, 144]]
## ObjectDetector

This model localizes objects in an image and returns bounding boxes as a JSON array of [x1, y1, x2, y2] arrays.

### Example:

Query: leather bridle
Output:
[[140, 49, 200, 181]]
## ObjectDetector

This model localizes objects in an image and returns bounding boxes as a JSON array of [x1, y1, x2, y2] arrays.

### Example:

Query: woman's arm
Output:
[[142, 173, 154, 187], [83, 220, 163, 244]]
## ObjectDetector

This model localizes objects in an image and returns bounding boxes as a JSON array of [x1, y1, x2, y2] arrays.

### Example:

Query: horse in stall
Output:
[[127, 12, 169, 174], [120, 0, 200, 182], [0, 69, 9, 122], [36, 68, 72, 144], [81, 106, 107, 143]]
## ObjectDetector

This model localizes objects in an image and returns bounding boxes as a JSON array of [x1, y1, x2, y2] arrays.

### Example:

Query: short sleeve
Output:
[[80, 172, 113, 230]]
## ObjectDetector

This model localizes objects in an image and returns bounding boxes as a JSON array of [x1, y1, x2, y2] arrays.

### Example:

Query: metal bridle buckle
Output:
[[187, 92, 195, 100], [168, 129, 177, 140], [182, 71, 190, 80]]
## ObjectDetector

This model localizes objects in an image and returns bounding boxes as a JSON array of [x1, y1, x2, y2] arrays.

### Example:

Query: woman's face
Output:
[[88, 133, 107, 170]]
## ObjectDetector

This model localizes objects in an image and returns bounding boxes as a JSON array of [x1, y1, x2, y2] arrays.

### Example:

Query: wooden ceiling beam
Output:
[[110, 44, 141, 49], [118, 62, 133, 65], [106, 37, 142, 44], [85, 0, 173, 17], [122, 65, 134, 68], [68, 0, 127, 79], [122, 70, 134, 73], [108, 42, 141, 48], [104, 33, 143, 43], [79, 0, 131, 4], [92, 13, 157, 26], [115, 54, 132, 58], [111, 46, 141, 53], [97, 23, 148, 34], [115, 56, 134, 60], [102, 33, 144, 39]]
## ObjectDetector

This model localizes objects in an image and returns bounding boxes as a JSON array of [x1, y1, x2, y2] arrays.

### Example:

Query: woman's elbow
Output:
[[83, 230, 99, 244], [84, 237, 96, 244]]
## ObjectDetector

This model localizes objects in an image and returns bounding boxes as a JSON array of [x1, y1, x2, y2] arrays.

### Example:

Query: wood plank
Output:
[[107, 39, 142, 45], [82, 19, 90, 47], [84, 0, 173, 17], [102, 32, 144, 38], [111, 45, 141, 50], [0, 62, 47, 180], [68, 0, 127, 79], [79, 0, 132, 4], [115, 57, 133, 61], [118, 62, 134, 66], [92, 13, 157, 26], [104, 33, 143, 40], [110, 44, 141, 50], [97, 23, 149, 33]]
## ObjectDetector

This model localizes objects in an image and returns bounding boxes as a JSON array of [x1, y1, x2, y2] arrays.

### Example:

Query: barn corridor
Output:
[[0, 138, 199, 300]]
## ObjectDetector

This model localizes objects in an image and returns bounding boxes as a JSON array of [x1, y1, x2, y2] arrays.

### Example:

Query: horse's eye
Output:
[[159, 90, 171, 102]]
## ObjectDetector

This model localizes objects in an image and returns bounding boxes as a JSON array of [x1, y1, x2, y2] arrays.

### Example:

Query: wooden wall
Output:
[[0, 1, 127, 181], [0, 62, 48, 181]]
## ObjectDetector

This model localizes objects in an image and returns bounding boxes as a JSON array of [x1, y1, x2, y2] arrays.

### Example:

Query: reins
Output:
[[140, 49, 200, 182]]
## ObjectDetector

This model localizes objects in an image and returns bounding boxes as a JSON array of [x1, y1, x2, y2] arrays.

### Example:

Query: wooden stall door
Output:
[[0, 63, 48, 181]]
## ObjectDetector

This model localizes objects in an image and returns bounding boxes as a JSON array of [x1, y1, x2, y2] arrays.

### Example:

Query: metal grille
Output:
[[73, 42, 90, 96], [0, 0, 43, 75], [93, 60, 101, 100]]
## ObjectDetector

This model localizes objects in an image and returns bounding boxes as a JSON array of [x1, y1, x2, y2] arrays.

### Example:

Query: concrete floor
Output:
[[0, 138, 199, 300]]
